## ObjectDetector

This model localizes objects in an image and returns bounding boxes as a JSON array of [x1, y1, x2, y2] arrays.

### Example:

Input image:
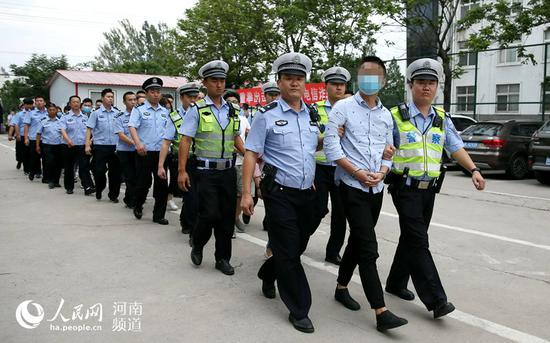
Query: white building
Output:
[[48, 70, 187, 109]]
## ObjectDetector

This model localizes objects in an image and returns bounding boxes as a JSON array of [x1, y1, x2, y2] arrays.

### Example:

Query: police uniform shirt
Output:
[[24, 108, 47, 140], [392, 101, 464, 181], [128, 100, 170, 152], [86, 105, 119, 146], [324, 92, 393, 194], [60, 110, 88, 145], [245, 98, 320, 190], [10, 110, 27, 135], [113, 110, 136, 152], [37, 117, 63, 145]]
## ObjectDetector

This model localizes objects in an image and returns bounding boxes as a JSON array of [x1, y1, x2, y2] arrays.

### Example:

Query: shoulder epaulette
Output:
[[113, 106, 120, 111], [136, 103, 145, 108], [115, 112, 123, 118], [259, 101, 278, 113], [194, 99, 208, 109]]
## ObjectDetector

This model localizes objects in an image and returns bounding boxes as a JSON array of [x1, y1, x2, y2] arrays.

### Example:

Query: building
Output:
[[48, 70, 187, 109]]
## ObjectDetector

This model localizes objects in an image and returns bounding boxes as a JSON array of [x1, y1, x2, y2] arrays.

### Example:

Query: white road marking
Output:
[[237, 232, 550, 343], [0, 142, 16, 151], [380, 211, 550, 252], [484, 190, 550, 202]]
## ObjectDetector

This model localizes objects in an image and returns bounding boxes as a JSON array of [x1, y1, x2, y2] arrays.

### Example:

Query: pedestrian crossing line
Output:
[[236, 232, 550, 343]]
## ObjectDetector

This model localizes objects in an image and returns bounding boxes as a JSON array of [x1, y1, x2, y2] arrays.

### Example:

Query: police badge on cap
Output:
[[142, 77, 163, 90], [272, 52, 312, 77]]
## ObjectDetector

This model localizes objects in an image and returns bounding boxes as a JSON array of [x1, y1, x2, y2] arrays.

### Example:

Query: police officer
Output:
[[85, 88, 122, 202], [24, 95, 47, 182], [311, 66, 350, 265], [8, 98, 33, 173], [158, 83, 200, 234], [249, 82, 280, 125], [36, 102, 64, 189], [241, 52, 319, 333], [114, 91, 138, 209], [60, 95, 95, 195], [178, 60, 244, 276], [128, 77, 171, 224], [385, 58, 486, 319]]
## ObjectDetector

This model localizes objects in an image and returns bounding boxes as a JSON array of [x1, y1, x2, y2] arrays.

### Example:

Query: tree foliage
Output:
[[380, 59, 406, 109]]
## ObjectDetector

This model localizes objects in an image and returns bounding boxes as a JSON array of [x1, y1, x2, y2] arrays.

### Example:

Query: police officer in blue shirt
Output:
[[384, 58, 485, 319], [85, 88, 122, 202], [60, 95, 95, 195], [177, 60, 245, 276], [36, 102, 64, 189], [8, 98, 33, 173], [114, 91, 138, 209], [24, 95, 47, 181], [241, 52, 320, 333], [128, 77, 171, 225]]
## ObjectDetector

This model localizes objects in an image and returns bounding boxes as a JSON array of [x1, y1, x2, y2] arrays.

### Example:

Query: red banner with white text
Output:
[[237, 83, 327, 106]]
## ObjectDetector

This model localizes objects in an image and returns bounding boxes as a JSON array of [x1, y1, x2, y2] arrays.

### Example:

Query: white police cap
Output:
[[273, 52, 312, 77], [177, 82, 200, 96], [322, 66, 351, 83], [407, 58, 442, 82], [261, 82, 280, 94], [199, 60, 229, 79]]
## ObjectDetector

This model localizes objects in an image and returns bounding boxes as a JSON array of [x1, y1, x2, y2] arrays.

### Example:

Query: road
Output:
[[1, 134, 549, 343]]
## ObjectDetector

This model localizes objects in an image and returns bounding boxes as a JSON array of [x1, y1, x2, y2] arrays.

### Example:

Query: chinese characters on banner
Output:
[[237, 83, 327, 106]]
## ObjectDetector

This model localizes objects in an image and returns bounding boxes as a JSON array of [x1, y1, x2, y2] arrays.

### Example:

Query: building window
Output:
[[460, 0, 480, 20], [542, 79, 550, 112], [498, 46, 519, 64], [457, 41, 477, 66], [456, 86, 475, 112], [496, 84, 520, 112]]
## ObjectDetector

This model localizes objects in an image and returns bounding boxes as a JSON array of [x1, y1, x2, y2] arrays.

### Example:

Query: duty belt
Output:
[[197, 159, 234, 170], [407, 178, 437, 190]]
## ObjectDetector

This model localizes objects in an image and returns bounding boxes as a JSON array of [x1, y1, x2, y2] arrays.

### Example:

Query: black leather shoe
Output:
[[433, 302, 455, 319], [385, 287, 415, 301], [262, 280, 276, 299], [325, 255, 342, 265], [153, 218, 169, 225], [334, 287, 361, 311], [190, 247, 202, 266], [66, 189, 74, 194], [96, 192, 102, 200], [133, 207, 143, 219], [84, 187, 95, 196], [41, 178, 48, 184], [215, 259, 235, 275], [35, 174, 42, 179], [181, 226, 190, 234], [54, 183, 62, 188], [16, 162, 21, 169], [109, 197, 119, 203], [28, 174, 34, 181], [288, 314, 314, 333], [48, 182, 55, 189], [376, 310, 408, 331]]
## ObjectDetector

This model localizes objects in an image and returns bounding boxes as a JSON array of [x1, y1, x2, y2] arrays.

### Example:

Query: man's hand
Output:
[[24, 137, 29, 146], [355, 170, 384, 187], [85, 145, 92, 155], [178, 171, 191, 192], [136, 143, 147, 156], [337, 126, 345, 137], [383, 144, 396, 160], [472, 171, 485, 190], [157, 166, 167, 179], [36, 145, 41, 154], [8, 135, 14, 141], [241, 193, 255, 216], [67, 139, 74, 148], [15, 135, 21, 142]]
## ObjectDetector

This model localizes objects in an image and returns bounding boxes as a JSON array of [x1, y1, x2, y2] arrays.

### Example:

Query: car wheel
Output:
[[534, 171, 550, 185], [506, 154, 529, 179]]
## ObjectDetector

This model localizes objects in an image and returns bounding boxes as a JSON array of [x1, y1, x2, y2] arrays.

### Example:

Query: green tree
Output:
[[380, 59, 405, 109], [0, 54, 69, 112], [94, 19, 180, 75]]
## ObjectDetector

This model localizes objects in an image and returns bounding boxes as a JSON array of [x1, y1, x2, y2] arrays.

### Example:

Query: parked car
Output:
[[460, 119, 544, 179], [443, 114, 477, 165], [528, 120, 550, 185]]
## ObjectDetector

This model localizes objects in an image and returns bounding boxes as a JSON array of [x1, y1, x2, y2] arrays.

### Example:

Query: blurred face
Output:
[[357, 62, 386, 96], [225, 96, 239, 105], [277, 73, 306, 103], [102, 92, 114, 107], [197, 92, 205, 100], [180, 94, 198, 108], [264, 92, 280, 104], [23, 103, 33, 111], [124, 94, 136, 109], [410, 79, 438, 106], [70, 97, 81, 112], [47, 106, 57, 118], [146, 88, 162, 105], [326, 82, 346, 102], [35, 98, 45, 109], [136, 93, 146, 105], [203, 77, 226, 98]]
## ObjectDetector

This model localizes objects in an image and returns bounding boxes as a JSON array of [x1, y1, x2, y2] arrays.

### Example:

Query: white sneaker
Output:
[[167, 199, 179, 211]]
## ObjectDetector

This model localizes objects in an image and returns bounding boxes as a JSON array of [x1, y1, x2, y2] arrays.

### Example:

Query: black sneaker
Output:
[[376, 310, 408, 331], [334, 287, 361, 311]]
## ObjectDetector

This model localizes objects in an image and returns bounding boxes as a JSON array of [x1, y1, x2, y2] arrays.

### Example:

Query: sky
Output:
[[0, 0, 406, 74]]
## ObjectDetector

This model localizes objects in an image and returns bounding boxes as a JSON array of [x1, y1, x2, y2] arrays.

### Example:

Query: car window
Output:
[[452, 118, 475, 131], [511, 124, 543, 136], [461, 123, 502, 136]]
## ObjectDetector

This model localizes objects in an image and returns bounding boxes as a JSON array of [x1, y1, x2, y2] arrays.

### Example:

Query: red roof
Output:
[[50, 70, 187, 88]]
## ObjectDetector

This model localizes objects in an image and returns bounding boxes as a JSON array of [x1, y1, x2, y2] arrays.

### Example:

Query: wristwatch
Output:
[[470, 167, 481, 175]]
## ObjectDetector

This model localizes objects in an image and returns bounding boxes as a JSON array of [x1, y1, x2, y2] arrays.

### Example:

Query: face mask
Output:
[[82, 106, 92, 114], [358, 75, 382, 95]]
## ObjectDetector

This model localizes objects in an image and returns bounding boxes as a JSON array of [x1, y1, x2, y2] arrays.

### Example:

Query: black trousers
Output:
[[386, 186, 447, 311], [167, 152, 182, 197], [258, 183, 315, 320], [63, 145, 94, 191], [312, 164, 347, 258], [117, 150, 137, 207], [337, 183, 385, 309], [193, 168, 236, 261], [42, 144, 63, 184], [28, 140, 43, 178], [135, 151, 168, 220], [181, 160, 198, 232], [19, 140, 30, 173], [92, 145, 121, 199]]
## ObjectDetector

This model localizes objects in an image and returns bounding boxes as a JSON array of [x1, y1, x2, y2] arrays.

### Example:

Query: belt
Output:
[[197, 159, 234, 170], [275, 182, 313, 193], [406, 178, 437, 190]]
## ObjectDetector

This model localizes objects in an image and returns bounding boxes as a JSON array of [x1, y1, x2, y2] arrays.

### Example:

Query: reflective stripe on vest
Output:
[[169, 111, 183, 152], [314, 100, 329, 163], [391, 106, 446, 178], [194, 100, 240, 159]]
